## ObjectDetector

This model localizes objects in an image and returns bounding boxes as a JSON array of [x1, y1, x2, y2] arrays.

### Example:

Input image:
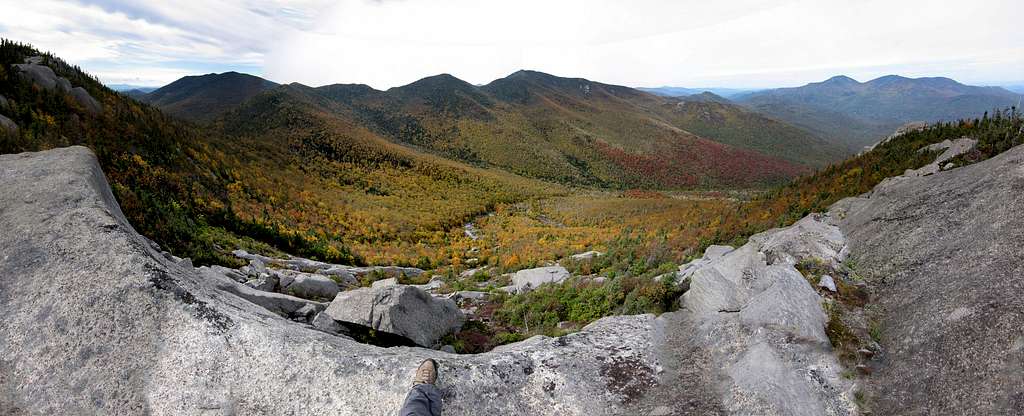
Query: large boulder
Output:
[[14, 62, 71, 92], [281, 273, 339, 300], [0, 114, 17, 136], [750, 213, 847, 268], [511, 265, 570, 292], [323, 285, 464, 347], [69, 87, 103, 115], [14, 60, 102, 115]]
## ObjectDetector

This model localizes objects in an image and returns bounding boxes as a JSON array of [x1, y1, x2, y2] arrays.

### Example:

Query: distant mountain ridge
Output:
[[107, 83, 157, 93], [736, 75, 1021, 150], [153, 69, 846, 188], [637, 86, 757, 99], [139, 72, 278, 122]]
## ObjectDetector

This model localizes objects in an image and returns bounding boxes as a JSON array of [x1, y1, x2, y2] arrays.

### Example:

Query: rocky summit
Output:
[[1, 144, 1023, 415]]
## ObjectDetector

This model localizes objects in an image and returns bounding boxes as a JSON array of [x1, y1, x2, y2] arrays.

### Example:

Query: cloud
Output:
[[0, 0, 1021, 88], [0, 0, 329, 85]]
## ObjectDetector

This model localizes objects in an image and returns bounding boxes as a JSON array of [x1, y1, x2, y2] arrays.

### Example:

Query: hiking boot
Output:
[[413, 358, 438, 385]]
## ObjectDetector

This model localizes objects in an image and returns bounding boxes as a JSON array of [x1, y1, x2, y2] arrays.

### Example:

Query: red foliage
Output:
[[593, 132, 807, 188]]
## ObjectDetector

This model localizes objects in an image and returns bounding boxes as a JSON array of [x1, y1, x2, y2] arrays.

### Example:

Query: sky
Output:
[[0, 0, 1021, 90]]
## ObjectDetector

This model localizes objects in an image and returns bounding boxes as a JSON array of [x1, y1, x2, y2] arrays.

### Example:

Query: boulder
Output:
[[202, 267, 326, 318], [209, 265, 247, 283], [69, 86, 102, 115], [0, 114, 17, 136], [313, 266, 358, 287], [677, 244, 734, 282], [324, 285, 464, 347], [750, 214, 846, 267], [244, 272, 277, 292], [14, 62, 70, 92], [248, 259, 268, 276], [818, 274, 837, 292], [450, 291, 488, 302], [291, 303, 320, 322], [14, 61, 102, 115], [311, 311, 344, 334], [282, 273, 339, 300], [371, 277, 398, 288], [511, 265, 570, 292], [0, 93, 9, 111], [569, 250, 603, 261]]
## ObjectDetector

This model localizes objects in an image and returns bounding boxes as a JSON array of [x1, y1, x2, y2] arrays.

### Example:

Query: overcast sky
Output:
[[1, 0, 1021, 89]]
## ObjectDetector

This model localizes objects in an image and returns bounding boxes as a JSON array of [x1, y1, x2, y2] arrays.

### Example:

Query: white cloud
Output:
[[1, 0, 1021, 88]]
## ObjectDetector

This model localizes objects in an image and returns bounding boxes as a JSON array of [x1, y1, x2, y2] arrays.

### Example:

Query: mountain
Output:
[[106, 83, 157, 93], [1004, 84, 1024, 94], [212, 69, 844, 189], [652, 93, 846, 167], [737, 75, 1022, 150], [121, 88, 152, 98], [637, 86, 757, 99], [140, 72, 278, 122]]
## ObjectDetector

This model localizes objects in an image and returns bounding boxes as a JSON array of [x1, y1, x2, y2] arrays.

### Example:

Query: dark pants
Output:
[[398, 383, 442, 416]]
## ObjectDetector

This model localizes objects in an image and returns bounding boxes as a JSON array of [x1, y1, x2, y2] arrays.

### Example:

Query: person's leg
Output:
[[398, 359, 442, 416], [398, 383, 442, 416]]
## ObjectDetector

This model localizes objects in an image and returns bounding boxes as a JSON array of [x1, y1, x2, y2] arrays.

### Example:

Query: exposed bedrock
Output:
[[1, 143, 1020, 414]]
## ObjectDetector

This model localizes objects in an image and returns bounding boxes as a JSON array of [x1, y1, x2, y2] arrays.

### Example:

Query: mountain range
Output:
[[734, 75, 1021, 150], [137, 70, 845, 189]]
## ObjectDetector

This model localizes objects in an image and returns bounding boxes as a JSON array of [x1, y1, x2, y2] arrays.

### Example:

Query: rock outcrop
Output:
[[323, 284, 464, 347], [2, 143, 1022, 415], [510, 265, 570, 292], [674, 220, 857, 415], [14, 58, 102, 115], [903, 137, 976, 177], [832, 142, 1024, 415]]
